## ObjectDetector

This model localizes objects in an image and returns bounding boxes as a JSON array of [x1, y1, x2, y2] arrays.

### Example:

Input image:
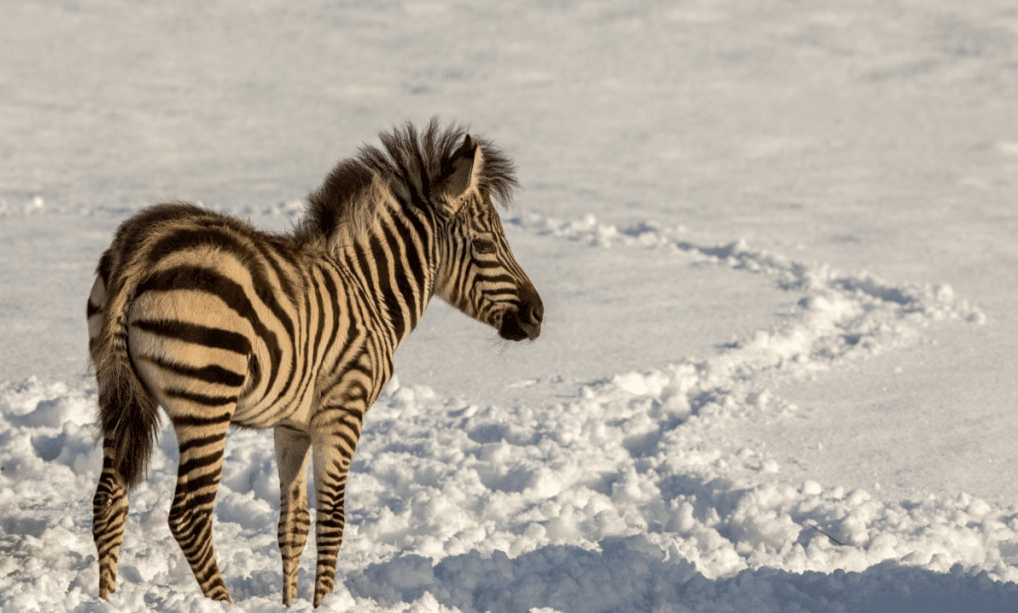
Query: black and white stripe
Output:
[[89, 120, 542, 606]]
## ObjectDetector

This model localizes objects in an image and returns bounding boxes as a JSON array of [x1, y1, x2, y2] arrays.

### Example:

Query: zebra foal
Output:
[[87, 120, 543, 606]]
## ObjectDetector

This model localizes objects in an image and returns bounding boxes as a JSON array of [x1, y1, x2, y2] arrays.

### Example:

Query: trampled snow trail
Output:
[[2, 208, 1015, 613]]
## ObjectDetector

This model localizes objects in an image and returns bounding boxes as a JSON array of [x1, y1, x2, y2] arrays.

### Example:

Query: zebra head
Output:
[[434, 136, 543, 342]]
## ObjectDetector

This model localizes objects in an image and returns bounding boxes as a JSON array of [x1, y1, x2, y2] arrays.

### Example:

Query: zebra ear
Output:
[[442, 136, 483, 207]]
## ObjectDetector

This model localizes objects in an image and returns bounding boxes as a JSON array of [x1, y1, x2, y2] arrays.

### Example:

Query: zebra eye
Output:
[[472, 238, 497, 255]]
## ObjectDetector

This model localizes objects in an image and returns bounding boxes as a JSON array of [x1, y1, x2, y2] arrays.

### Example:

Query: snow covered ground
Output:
[[3, 1, 1018, 611]]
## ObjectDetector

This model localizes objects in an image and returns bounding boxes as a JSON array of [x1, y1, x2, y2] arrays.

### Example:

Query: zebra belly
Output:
[[232, 381, 315, 431]]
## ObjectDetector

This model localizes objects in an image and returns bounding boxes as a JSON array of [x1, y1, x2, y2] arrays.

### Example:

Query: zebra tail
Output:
[[94, 269, 161, 490]]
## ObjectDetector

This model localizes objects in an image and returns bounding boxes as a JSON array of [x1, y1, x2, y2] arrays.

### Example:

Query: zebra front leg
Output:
[[310, 408, 363, 607], [274, 426, 312, 605], [93, 439, 129, 599], [168, 416, 233, 603]]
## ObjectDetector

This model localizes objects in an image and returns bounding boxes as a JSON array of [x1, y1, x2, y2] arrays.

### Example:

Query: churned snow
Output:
[[3, 0, 1018, 612]]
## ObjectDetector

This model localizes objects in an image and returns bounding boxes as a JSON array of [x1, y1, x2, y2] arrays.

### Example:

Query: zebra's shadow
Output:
[[340, 535, 1018, 613]]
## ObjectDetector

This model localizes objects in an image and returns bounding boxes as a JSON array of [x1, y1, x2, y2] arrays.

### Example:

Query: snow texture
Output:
[[2, 1, 1018, 612]]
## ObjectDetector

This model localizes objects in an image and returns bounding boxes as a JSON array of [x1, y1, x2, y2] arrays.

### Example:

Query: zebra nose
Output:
[[498, 284, 543, 341], [527, 295, 544, 326], [519, 285, 543, 333]]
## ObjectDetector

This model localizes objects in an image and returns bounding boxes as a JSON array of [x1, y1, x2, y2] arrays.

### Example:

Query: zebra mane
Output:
[[295, 119, 518, 246]]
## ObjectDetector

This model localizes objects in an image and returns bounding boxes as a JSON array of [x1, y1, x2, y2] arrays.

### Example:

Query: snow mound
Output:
[[5, 301, 1018, 613]]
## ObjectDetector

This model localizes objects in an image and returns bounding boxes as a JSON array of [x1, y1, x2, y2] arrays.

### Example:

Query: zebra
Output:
[[87, 120, 543, 607]]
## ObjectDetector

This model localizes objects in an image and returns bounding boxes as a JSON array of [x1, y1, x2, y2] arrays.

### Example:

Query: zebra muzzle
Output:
[[498, 286, 543, 341]]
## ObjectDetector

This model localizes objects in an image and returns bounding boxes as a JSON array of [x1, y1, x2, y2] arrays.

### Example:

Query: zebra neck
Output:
[[337, 205, 438, 347]]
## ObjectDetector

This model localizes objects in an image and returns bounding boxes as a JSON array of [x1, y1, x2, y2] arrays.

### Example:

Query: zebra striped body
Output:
[[88, 121, 542, 606]]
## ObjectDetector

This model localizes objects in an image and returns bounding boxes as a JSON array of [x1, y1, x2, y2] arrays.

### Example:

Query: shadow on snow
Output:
[[343, 535, 1018, 613]]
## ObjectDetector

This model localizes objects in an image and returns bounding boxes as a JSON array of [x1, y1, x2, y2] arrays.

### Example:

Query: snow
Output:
[[3, 0, 1018, 611]]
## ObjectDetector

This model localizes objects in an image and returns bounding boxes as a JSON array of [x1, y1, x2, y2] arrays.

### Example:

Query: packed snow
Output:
[[3, 1, 1018, 612]]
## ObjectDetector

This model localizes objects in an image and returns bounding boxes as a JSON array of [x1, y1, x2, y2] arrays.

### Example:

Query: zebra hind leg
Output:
[[167, 415, 234, 603], [93, 439, 129, 599], [274, 426, 312, 605]]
